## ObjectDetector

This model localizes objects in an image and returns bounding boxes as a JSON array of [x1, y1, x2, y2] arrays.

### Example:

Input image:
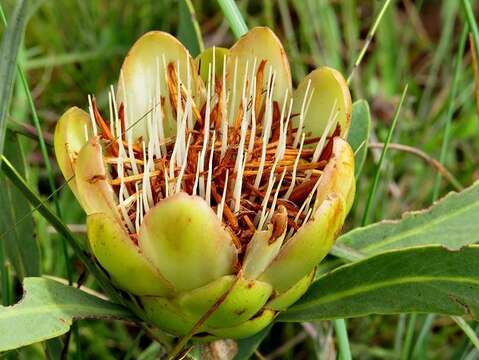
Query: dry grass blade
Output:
[[368, 142, 463, 191], [347, 0, 394, 84]]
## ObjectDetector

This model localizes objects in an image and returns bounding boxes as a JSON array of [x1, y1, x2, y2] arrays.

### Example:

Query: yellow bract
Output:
[[292, 67, 352, 139], [138, 193, 237, 292], [117, 31, 204, 140]]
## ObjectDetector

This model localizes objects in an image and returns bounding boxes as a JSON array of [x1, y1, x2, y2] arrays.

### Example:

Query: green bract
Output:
[[54, 27, 355, 339]]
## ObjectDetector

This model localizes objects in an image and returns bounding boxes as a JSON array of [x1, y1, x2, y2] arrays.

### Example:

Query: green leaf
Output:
[[280, 245, 479, 322], [338, 181, 479, 255], [348, 99, 371, 178], [0, 130, 40, 278], [0, 155, 124, 304], [0, 277, 136, 352], [0, 0, 28, 160], [177, 0, 204, 57], [234, 324, 272, 360]]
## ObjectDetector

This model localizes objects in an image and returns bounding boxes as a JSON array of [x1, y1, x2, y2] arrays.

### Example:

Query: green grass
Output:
[[1, 0, 479, 358]]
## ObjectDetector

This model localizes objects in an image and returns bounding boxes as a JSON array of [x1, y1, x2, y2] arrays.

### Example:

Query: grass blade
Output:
[[416, 0, 458, 121], [309, 0, 343, 71], [400, 313, 417, 360], [217, 0, 248, 39], [0, 2, 73, 282], [347, 0, 394, 84], [452, 316, 479, 351], [278, 0, 306, 82], [177, 0, 204, 57], [462, 0, 479, 63], [0, 130, 40, 279], [0, 0, 28, 161], [0, 262, 12, 306], [411, 314, 436, 358], [361, 85, 408, 226]]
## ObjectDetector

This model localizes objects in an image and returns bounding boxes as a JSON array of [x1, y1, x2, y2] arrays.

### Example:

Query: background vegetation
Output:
[[1, 0, 478, 358]]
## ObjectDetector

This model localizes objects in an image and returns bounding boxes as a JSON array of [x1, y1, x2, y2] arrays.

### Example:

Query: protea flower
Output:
[[54, 27, 355, 339]]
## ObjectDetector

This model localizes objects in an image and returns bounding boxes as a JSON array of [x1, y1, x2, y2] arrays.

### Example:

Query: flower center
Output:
[[87, 58, 339, 255]]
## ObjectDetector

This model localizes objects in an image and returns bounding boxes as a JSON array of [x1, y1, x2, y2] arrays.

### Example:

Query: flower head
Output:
[[54, 27, 355, 339]]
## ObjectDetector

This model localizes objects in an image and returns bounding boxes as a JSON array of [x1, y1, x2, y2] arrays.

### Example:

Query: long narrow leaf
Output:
[[338, 180, 479, 255], [217, 0, 248, 39], [281, 245, 479, 322], [0, 130, 40, 278], [0, 0, 28, 160], [177, 0, 204, 57], [461, 0, 479, 64]]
